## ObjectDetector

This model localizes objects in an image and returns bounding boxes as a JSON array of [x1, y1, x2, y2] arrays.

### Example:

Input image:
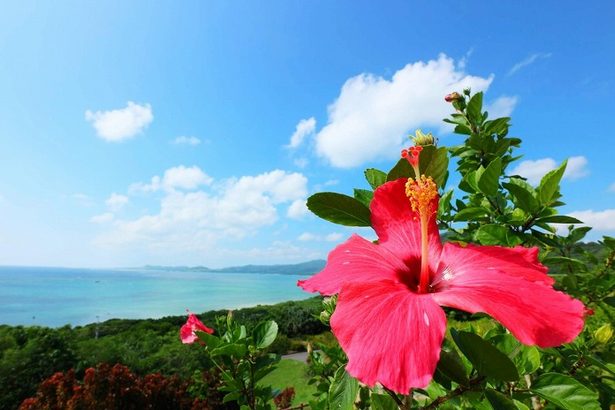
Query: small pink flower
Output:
[[180, 313, 214, 344], [299, 177, 585, 394]]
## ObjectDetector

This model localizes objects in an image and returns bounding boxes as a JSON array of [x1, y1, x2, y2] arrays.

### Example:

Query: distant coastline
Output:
[[0, 263, 324, 327], [136, 259, 326, 276]]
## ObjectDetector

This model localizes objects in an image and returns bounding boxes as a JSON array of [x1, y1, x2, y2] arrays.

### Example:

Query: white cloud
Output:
[[172, 136, 201, 146], [85, 102, 153, 142], [129, 165, 213, 193], [105, 193, 128, 211], [314, 179, 340, 192], [325, 232, 344, 242], [96, 169, 308, 251], [510, 158, 556, 185], [287, 117, 316, 149], [324, 179, 339, 186], [508, 53, 552, 76], [298, 232, 344, 242], [565, 156, 590, 180], [221, 241, 323, 263], [90, 213, 114, 224], [608, 182, 615, 192], [287, 199, 309, 219], [486, 96, 518, 118], [510, 156, 589, 185], [314, 54, 496, 167], [163, 165, 213, 190], [298, 232, 318, 241], [293, 158, 309, 168], [568, 209, 615, 232], [457, 47, 474, 70]]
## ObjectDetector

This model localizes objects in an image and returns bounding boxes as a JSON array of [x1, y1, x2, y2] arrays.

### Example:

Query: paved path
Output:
[[282, 351, 309, 363]]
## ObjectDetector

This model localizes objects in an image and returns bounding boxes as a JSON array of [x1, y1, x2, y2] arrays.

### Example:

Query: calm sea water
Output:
[[0, 266, 312, 327]]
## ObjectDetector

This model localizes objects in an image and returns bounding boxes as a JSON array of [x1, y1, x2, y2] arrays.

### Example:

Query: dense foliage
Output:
[[19, 363, 212, 410], [302, 90, 614, 409], [0, 297, 324, 410]]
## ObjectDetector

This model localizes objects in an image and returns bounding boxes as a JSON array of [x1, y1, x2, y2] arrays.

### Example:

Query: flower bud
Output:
[[319, 310, 331, 325], [319, 296, 337, 325], [444, 92, 462, 102], [594, 323, 613, 344], [411, 129, 436, 146]]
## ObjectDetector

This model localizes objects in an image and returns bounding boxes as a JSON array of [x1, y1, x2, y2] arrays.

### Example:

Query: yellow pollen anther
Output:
[[405, 176, 438, 216]]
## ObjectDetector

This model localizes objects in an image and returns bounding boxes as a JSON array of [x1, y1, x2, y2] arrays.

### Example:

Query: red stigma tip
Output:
[[402, 146, 422, 167]]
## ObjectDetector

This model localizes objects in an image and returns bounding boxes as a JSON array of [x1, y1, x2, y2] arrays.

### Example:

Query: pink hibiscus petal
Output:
[[432, 243, 554, 286], [180, 313, 214, 344], [180, 324, 198, 344], [432, 244, 584, 347], [331, 280, 446, 393], [298, 234, 407, 295], [371, 179, 442, 267]]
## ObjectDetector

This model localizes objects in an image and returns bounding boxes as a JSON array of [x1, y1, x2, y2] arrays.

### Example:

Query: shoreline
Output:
[[0, 295, 321, 330]]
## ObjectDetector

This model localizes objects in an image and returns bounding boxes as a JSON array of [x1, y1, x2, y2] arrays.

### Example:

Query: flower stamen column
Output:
[[402, 146, 438, 293]]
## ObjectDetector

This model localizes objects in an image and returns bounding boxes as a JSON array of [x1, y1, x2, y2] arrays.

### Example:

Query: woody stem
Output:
[[418, 212, 430, 293]]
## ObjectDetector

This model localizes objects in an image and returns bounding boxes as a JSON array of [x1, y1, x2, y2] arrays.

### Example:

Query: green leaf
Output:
[[424, 146, 450, 188], [568, 226, 591, 243], [602, 236, 615, 249], [478, 157, 502, 196], [307, 192, 371, 226], [436, 349, 469, 386], [223, 391, 241, 404], [467, 92, 484, 123], [210, 343, 247, 358], [530, 372, 600, 410], [253, 366, 276, 382], [387, 157, 413, 181], [484, 117, 510, 136], [444, 113, 469, 126], [451, 329, 519, 382], [538, 160, 567, 205], [485, 389, 517, 410], [370, 393, 399, 410], [491, 334, 541, 374], [198, 332, 221, 349], [460, 170, 480, 193], [603, 296, 615, 307], [585, 355, 615, 376], [455, 124, 472, 135], [503, 181, 538, 213], [438, 189, 454, 219], [386, 145, 447, 185], [535, 215, 582, 224], [252, 320, 278, 349], [353, 188, 374, 208], [453, 207, 490, 222], [542, 256, 586, 268], [365, 168, 387, 190], [328, 366, 358, 410], [475, 224, 509, 246], [468, 133, 484, 150]]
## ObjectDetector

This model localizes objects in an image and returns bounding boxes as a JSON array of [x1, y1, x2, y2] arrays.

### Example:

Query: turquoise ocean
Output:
[[0, 266, 312, 327]]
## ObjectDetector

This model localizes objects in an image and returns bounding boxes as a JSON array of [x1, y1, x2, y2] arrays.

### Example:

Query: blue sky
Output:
[[0, 1, 613, 268]]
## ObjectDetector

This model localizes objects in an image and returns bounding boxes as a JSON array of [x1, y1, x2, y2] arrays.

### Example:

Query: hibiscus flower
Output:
[[180, 313, 214, 344], [298, 153, 585, 394]]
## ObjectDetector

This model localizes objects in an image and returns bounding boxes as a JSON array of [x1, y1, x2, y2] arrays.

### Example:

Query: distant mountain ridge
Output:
[[141, 259, 326, 275]]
